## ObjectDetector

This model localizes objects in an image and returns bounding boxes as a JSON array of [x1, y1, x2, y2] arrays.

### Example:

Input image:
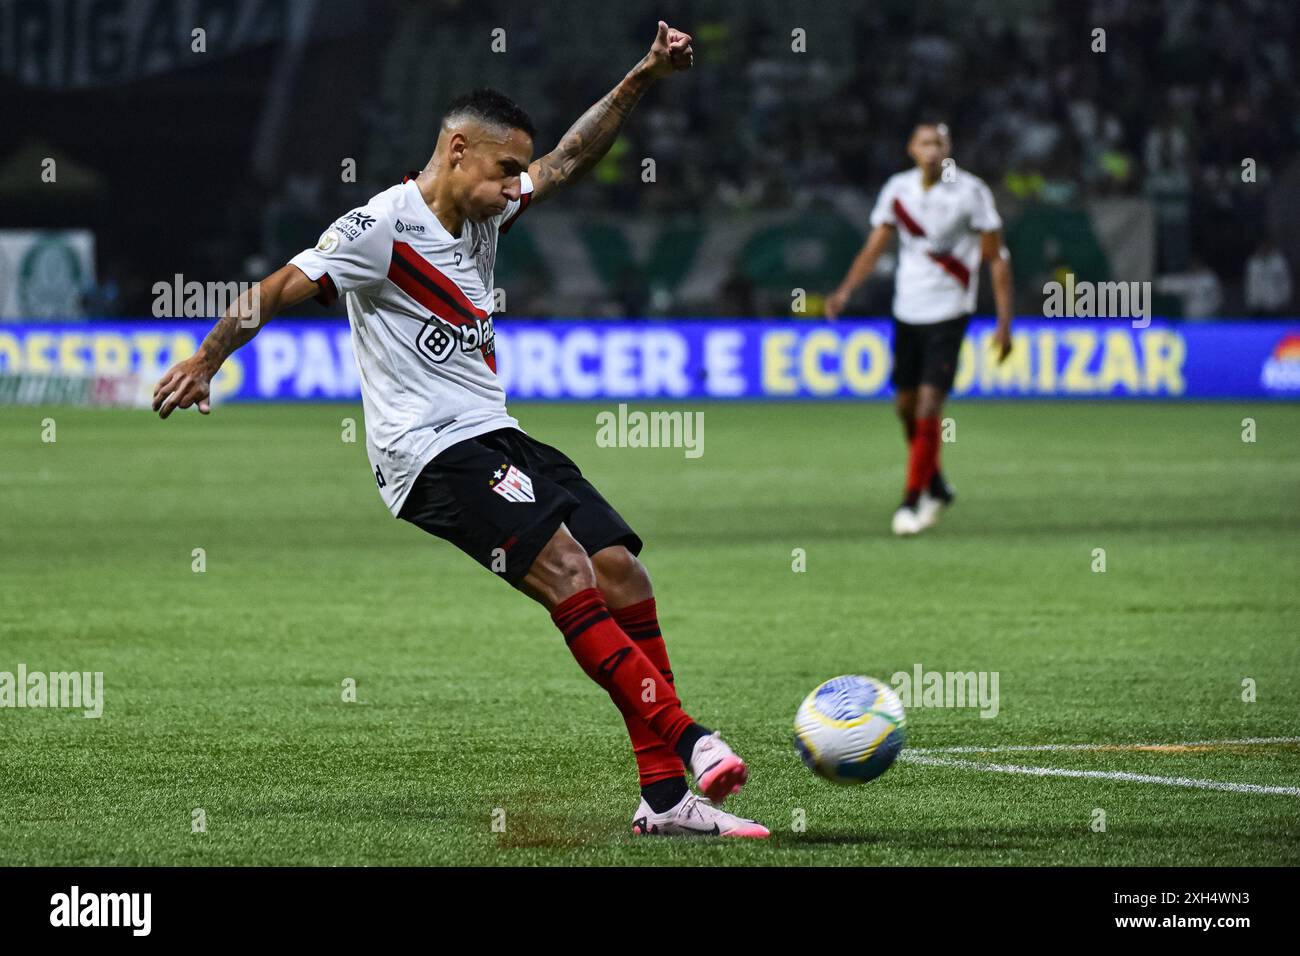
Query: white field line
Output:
[[906, 736, 1300, 755], [899, 754, 1300, 796], [899, 737, 1300, 796]]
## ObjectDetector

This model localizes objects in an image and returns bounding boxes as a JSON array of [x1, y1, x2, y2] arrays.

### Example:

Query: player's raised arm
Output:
[[152, 263, 318, 418], [826, 224, 896, 320], [981, 229, 1014, 363], [526, 20, 693, 205]]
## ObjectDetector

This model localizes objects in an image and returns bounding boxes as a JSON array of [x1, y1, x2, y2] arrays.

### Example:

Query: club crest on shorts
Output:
[[489, 463, 535, 503]]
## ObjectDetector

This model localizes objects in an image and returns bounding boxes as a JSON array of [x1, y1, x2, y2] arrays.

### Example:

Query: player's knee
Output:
[[552, 539, 596, 596], [916, 387, 945, 418], [524, 527, 596, 608], [593, 545, 651, 598]]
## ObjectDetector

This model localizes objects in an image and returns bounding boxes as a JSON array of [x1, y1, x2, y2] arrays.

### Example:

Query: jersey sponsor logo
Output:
[[334, 210, 376, 241], [389, 240, 498, 373], [394, 219, 425, 234], [488, 464, 534, 503], [415, 313, 495, 365]]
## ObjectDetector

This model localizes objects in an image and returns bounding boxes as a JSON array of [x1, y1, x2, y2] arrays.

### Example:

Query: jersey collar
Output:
[[400, 174, 459, 242]]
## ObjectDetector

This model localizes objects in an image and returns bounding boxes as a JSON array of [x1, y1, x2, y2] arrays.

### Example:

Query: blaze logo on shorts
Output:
[[489, 464, 535, 503]]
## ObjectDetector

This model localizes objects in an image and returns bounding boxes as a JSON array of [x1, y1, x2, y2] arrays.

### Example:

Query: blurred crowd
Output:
[[620, 0, 1297, 311], [13, 0, 1297, 318], [259, 0, 1300, 317]]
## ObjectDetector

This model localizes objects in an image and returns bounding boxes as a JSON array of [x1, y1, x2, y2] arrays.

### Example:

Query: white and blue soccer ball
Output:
[[794, 675, 906, 784]]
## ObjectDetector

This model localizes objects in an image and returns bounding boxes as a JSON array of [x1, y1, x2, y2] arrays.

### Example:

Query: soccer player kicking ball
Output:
[[826, 123, 1015, 536], [152, 22, 768, 839]]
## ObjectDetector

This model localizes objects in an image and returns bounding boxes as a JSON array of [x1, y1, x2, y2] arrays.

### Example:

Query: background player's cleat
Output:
[[929, 472, 956, 506], [892, 504, 924, 536], [688, 731, 748, 803], [916, 491, 944, 529], [631, 792, 770, 838]]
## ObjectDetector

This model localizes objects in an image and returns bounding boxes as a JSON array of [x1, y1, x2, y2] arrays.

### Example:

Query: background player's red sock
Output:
[[611, 597, 686, 786], [903, 416, 917, 444], [904, 416, 941, 506], [551, 588, 695, 750]]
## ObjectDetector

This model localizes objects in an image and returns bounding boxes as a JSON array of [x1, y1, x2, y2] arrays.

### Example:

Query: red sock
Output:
[[611, 597, 685, 785], [905, 416, 941, 500], [551, 589, 695, 751]]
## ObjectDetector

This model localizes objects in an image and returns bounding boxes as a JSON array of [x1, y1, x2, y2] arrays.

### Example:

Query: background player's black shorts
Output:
[[890, 314, 971, 392], [397, 428, 642, 588]]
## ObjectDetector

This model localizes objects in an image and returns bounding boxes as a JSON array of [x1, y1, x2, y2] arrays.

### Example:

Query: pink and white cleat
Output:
[[632, 792, 769, 839], [688, 731, 748, 804]]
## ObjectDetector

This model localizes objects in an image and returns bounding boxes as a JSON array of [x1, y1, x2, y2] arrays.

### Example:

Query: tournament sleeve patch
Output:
[[315, 229, 342, 254]]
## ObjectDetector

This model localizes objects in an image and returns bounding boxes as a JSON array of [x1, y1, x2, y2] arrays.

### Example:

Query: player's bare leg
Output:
[[523, 529, 759, 828], [914, 384, 945, 428], [518, 524, 599, 609], [591, 544, 653, 608], [895, 387, 918, 444]]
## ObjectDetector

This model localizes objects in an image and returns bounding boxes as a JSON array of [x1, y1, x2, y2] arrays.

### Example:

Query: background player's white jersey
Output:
[[290, 173, 534, 515], [869, 167, 1001, 324]]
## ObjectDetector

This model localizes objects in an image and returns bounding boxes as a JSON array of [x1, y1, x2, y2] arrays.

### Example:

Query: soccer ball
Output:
[[793, 675, 906, 784]]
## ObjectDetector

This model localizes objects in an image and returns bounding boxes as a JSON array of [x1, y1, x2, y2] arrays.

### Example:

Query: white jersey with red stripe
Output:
[[289, 173, 533, 515], [868, 166, 1001, 325]]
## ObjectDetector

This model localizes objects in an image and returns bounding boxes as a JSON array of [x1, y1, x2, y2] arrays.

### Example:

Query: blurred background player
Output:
[[826, 123, 1014, 536]]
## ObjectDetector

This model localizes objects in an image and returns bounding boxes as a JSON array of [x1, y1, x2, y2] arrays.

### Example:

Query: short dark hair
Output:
[[443, 88, 537, 139]]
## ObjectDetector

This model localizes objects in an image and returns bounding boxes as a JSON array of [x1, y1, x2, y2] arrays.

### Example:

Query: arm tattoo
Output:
[[531, 72, 649, 201], [197, 286, 264, 366], [197, 313, 243, 365]]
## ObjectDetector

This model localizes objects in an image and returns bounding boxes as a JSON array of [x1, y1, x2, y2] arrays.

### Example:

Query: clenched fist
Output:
[[645, 20, 693, 78]]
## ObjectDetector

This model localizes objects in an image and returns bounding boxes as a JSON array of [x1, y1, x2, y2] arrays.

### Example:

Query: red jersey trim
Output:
[[892, 197, 972, 289], [500, 191, 532, 235]]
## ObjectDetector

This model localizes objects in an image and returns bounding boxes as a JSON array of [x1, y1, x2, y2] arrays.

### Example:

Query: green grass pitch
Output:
[[1, 400, 1297, 866]]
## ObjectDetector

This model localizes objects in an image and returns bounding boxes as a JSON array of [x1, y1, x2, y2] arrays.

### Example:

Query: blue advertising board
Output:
[[1, 319, 1297, 401]]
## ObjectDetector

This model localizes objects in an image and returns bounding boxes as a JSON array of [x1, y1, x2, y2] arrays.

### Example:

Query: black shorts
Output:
[[397, 428, 642, 587], [890, 314, 971, 392]]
